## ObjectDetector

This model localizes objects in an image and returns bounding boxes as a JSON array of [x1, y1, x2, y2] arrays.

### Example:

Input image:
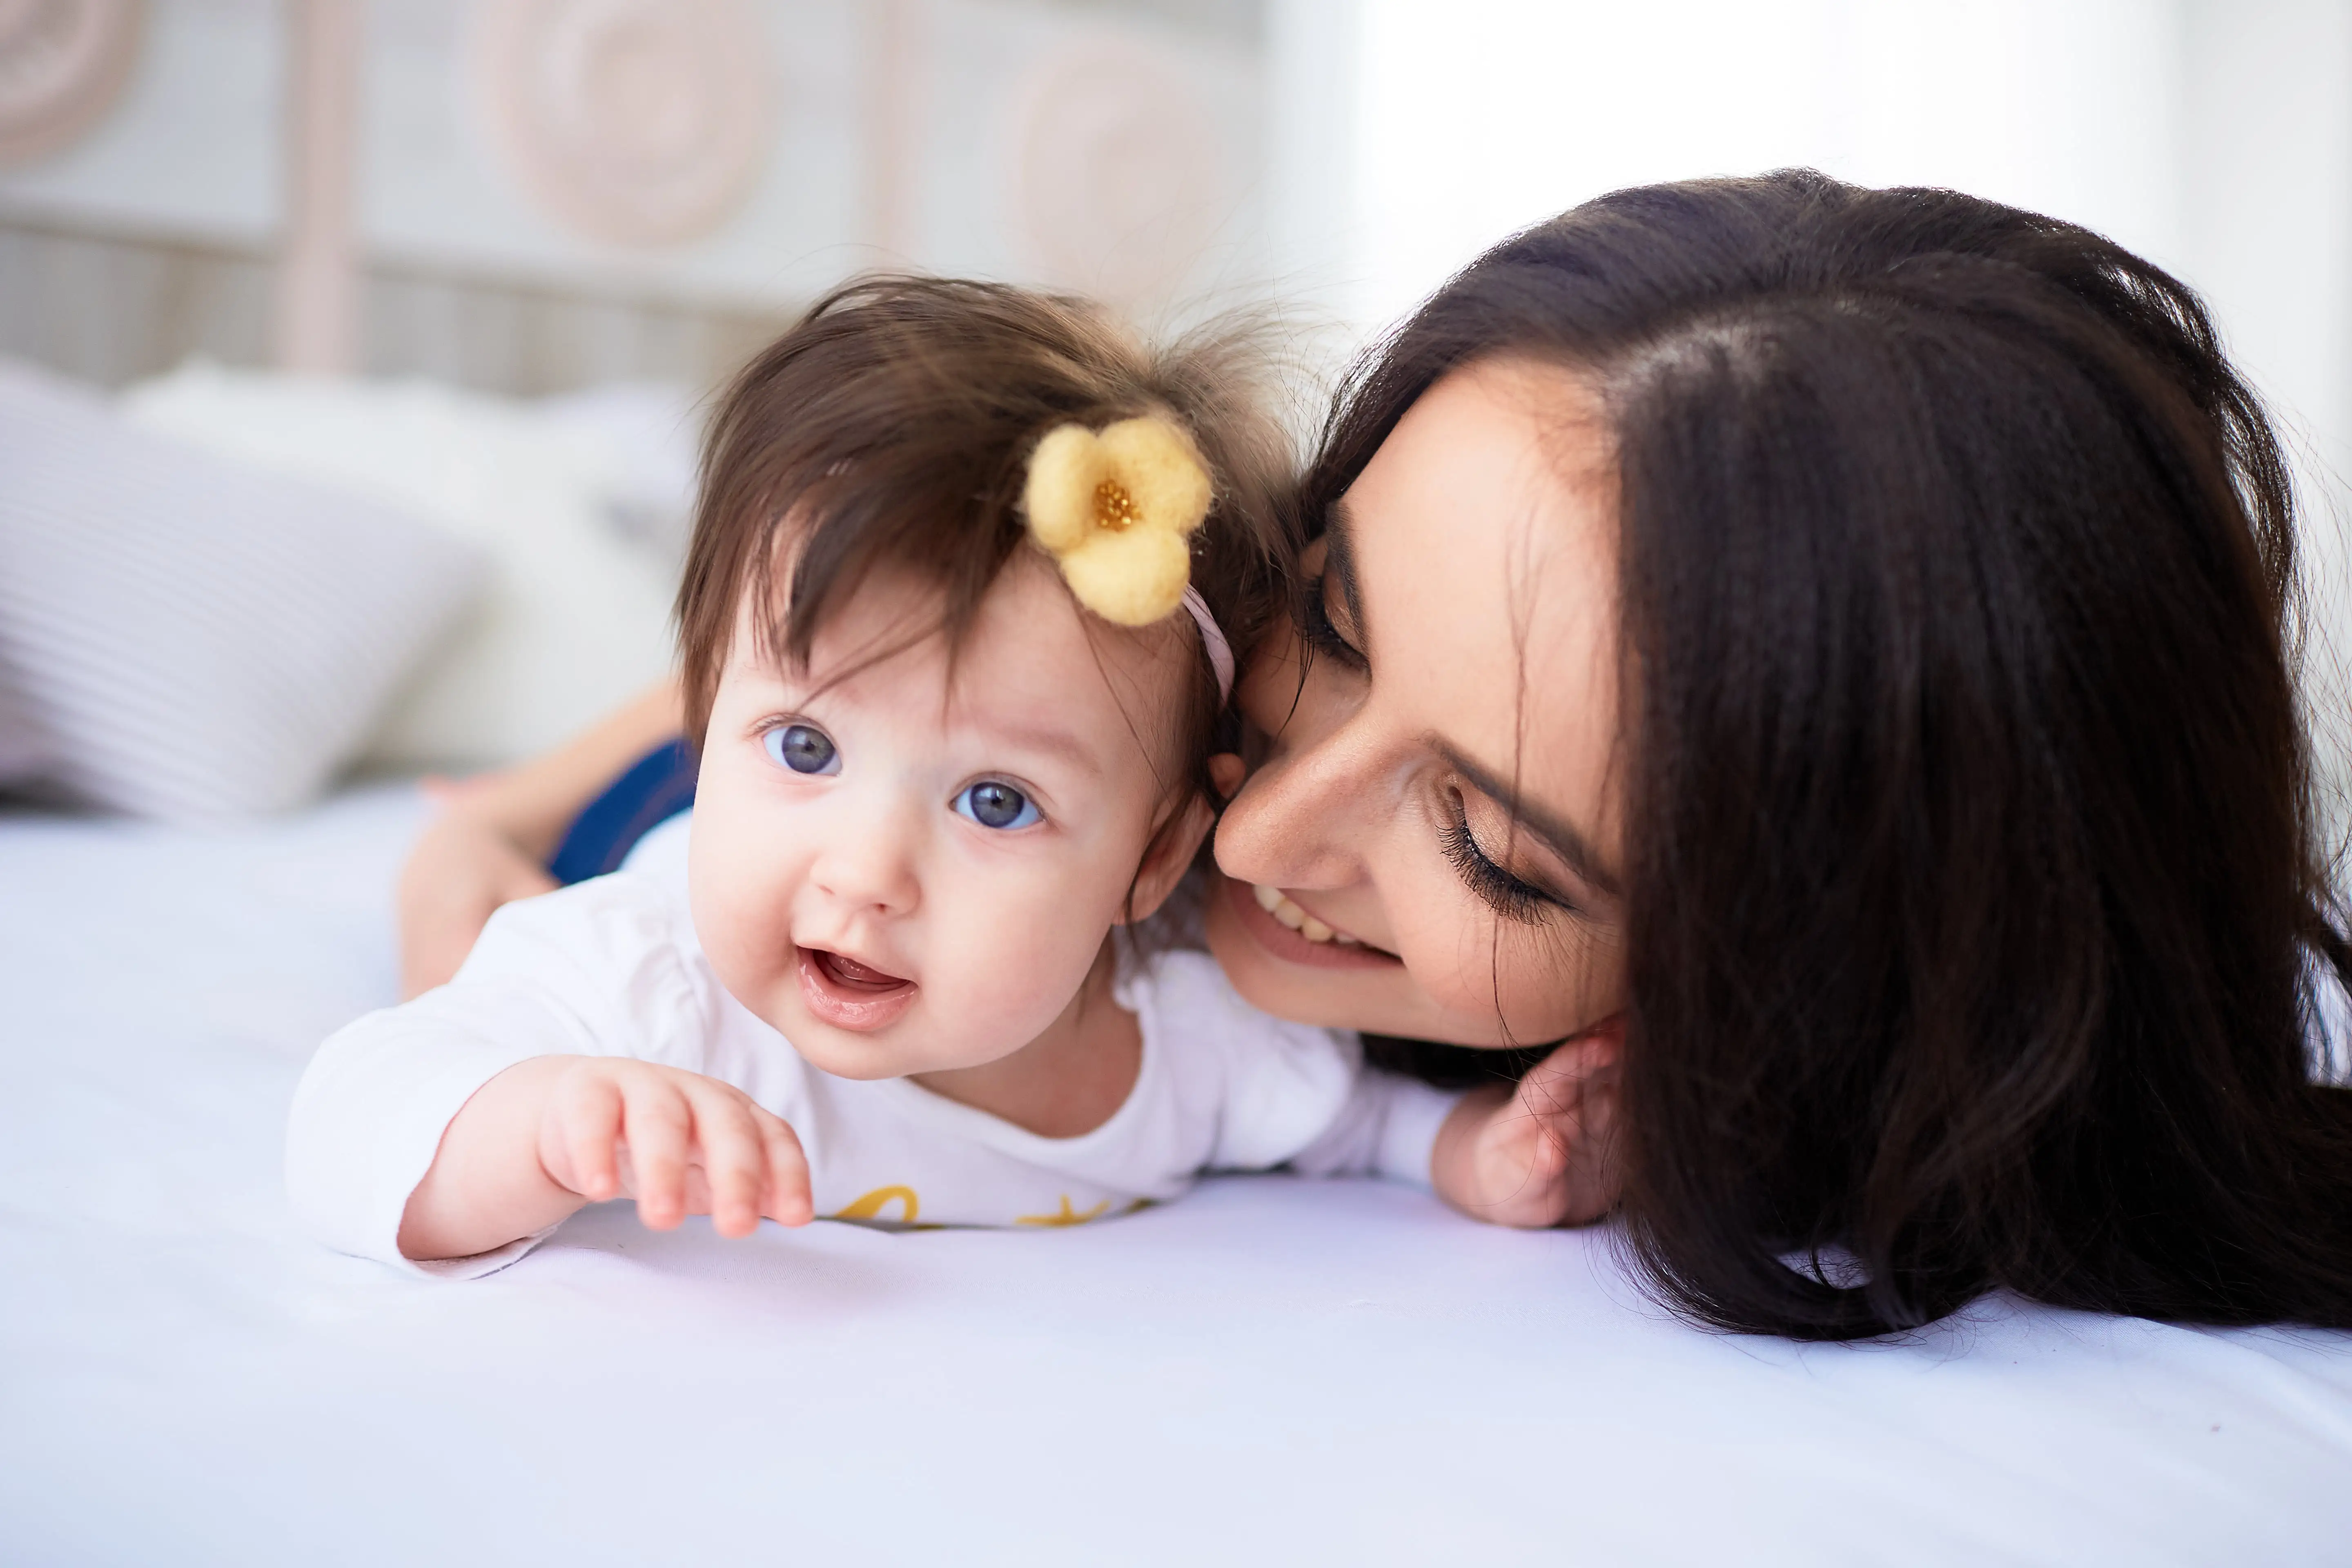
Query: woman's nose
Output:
[[1216, 713, 1376, 891]]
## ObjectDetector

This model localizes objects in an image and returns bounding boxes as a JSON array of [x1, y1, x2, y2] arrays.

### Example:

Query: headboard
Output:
[[0, 0, 1268, 398]]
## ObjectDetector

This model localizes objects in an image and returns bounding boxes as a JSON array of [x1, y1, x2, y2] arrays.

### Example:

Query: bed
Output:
[[2, 7, 2349, 1557], [3, 783, 2350, 1565]]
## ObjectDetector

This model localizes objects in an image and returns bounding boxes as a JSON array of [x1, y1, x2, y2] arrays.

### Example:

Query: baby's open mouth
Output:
[[813, 949, 907, 990], [797, 946, 918, 1031]]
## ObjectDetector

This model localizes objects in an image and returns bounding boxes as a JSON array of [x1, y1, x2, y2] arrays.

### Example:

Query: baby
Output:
[[287, 278, 1466, 1274]]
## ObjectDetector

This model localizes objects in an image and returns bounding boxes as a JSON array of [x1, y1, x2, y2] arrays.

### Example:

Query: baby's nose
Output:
[[808, 811, 922, 916]]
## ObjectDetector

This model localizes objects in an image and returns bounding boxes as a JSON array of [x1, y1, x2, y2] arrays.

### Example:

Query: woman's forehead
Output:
[[1345, 359, 1616, 630], [1343, 359, 1626, 853]]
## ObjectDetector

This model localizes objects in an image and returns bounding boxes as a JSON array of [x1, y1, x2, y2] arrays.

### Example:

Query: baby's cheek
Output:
[[690, 854, 795, 1008], [929, 878, 1120, 1046], [945, 930, 1076, 1036]]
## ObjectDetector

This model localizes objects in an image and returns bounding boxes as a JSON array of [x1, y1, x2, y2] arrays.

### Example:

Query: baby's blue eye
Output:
[[954, 781, 1040, 831], [764, 723, 839, 775]]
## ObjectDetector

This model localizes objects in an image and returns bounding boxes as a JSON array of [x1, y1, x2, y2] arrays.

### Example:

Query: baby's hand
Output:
[[1431, 1021, 1624, 1228], [535, 1060, 814, 1238]]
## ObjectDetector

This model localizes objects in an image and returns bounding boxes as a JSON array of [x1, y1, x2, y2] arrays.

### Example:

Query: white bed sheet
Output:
[[2, 786, 2349, 1566]]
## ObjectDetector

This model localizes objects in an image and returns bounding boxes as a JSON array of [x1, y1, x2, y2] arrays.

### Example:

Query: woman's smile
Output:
[[1251, 881, 1368, 947], [1222, 875, 1402, 970]]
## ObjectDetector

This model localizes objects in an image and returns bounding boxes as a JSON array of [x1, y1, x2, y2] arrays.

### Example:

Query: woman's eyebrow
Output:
[[1432, 739, 1622, 898], [1323, 499, 1370, 645]]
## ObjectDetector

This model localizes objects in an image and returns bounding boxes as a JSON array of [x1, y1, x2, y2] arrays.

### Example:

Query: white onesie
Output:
[[287, 818, 1461, 1277]]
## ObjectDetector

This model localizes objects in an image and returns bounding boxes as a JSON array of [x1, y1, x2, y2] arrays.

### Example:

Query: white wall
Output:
[[1340, 0, 2209, 305], [2175, 0, 2352, 818], [2179, 0, 2352, 509], [1289, 0, 2352, 514]]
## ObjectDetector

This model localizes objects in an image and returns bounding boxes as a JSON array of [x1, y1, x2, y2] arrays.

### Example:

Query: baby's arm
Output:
[[398, 1055, 812, 1261], [292, 872, 808, 1272], [1203, 967, 1467, 1187], [1429, 1024, 1622, 1228]]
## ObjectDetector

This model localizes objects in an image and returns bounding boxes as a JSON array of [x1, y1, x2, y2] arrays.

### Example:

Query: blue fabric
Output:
[[548, 739, 698, 885]]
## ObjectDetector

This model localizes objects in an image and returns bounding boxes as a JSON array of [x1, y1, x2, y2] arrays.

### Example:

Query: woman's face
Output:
[[1208, 358, 1628, 1047]]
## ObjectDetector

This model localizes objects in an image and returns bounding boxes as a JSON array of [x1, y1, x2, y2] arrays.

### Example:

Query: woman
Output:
[[402, 171, 2352, 1339]]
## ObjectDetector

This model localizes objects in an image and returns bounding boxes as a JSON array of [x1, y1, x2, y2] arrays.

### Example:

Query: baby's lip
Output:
[[797, 946, 918, 1031]]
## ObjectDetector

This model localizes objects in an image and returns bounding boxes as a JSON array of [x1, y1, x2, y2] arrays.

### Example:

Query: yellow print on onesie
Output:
[[829, 1187, 1155, 1231], [1015, 1195, 1112, 1228], [830, 1185, 931, 1229], [1014, 1196, 1153, 1226]]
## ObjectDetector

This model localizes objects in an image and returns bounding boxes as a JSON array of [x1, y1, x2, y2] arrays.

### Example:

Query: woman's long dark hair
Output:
[[1310, 171, 2352, 1338]]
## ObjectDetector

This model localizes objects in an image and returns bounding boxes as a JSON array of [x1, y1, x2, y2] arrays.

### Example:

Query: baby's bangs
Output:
[[743, 466, 1031, 697]]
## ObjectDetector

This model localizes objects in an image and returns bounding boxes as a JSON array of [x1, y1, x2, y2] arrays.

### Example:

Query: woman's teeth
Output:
[[1251, 883, 1359, 946]]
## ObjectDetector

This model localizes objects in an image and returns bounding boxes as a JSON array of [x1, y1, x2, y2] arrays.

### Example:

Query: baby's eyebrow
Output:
[[978, 721, 1104, 777]]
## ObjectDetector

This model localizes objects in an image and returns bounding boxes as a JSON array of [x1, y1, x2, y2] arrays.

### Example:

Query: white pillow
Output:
[[119, 365, 697, 771], [0, 361, 482, 822]]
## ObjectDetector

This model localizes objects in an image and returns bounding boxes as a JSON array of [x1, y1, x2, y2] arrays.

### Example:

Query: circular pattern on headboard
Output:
[[0, 0, 142, 166], [469, 0, 775, 249], [1009, 39, 1231, 304]]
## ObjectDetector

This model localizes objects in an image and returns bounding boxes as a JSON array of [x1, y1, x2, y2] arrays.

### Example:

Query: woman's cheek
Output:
[[1386, 894, 1502, 1020], [1389, 880, 1615, 1043], [1490, 922, 1626, 1042]]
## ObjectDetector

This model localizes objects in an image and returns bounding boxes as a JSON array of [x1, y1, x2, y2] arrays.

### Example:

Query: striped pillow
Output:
[[0, 363, 481, 822]]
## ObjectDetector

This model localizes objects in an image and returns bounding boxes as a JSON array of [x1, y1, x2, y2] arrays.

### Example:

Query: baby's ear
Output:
[[1121, 790, 1216, 925], [1206, 751, 1245, 801]]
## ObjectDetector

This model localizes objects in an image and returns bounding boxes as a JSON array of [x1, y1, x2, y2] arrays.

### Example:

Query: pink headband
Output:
[[1180, 585, 1235, 702]]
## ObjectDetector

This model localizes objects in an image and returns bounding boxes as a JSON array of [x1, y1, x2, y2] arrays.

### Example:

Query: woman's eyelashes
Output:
[[1301, 575, 1368, 673], [765, 722, 840, 776], [1440, 788, 1566, 924], [953, 780, 1042, 831]]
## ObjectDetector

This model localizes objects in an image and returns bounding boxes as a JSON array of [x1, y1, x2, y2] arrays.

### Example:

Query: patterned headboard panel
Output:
[[0, 0, 1266, 396]]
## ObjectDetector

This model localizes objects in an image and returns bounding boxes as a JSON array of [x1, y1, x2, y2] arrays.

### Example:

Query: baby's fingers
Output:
[[753, 1108, 813, 1227], [1524, 1115, 1571, 1180], [550, 1070, 626, 1202], [1521, 1024, 1625, 1226], [620, 1082, 693, 1230], [1515, 1023, 1621, 1113], [691, 1092, 770, 1240]]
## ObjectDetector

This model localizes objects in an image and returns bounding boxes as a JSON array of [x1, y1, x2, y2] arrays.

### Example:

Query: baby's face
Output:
[[690, 552, 1191, 1079]]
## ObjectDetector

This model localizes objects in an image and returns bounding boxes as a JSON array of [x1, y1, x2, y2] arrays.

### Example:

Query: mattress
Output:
[[2, 785, 2349, 1566]]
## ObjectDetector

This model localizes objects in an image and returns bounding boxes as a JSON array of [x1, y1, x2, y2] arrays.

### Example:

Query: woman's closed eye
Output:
[[1441, 787, 1571, 924], [1302, 574, 1368, 673], [764, 722, 840, 776], [953, 780, 1042, 831]]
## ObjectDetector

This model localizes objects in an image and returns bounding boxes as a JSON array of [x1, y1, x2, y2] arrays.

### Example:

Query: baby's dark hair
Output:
[[677, 275, 1297, 854]]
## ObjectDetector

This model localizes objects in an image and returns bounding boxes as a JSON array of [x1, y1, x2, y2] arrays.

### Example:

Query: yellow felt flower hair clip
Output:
[[1022, 414, 1214, 628]]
